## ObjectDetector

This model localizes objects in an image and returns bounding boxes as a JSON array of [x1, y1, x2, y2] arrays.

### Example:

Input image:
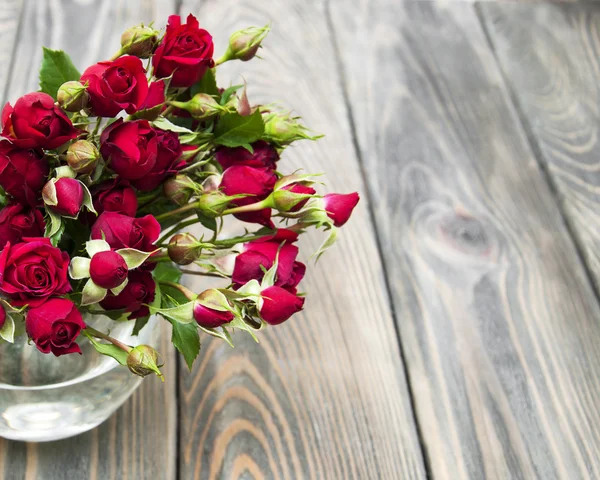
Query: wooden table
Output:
[[1, 0, 600, 478]]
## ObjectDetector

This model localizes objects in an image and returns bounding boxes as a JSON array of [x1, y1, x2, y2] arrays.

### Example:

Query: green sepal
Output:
[[116, 248, 156, 269], [68, 256, 91, 279], [148, 301, 194, 324], [86, 239, 111, 257], [81, 278, 108, 306], [0, 316, 15, 343]]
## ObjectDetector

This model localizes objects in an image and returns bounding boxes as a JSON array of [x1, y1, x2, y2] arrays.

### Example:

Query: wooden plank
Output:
[[330, 2, 600, 479], [0, 1, 177, 479], [177, 0, 426, 478], [479, 3, 600, 292]]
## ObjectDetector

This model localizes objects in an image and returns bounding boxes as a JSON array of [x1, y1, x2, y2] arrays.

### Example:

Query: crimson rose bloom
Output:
[[220, 165, 277, 228], [90, 250, 128, 289], [193, 301, 234, 328], [26, 298, 86, 356], [131, 128, 183, 191], [1, 92, 79, 149], [215, 141, 279, 170], [323, 193, 360, 227], [260, 286, 305, 325], [91, 178, 137, 217], [0, 203, 44, 247], [80, 55, 149, 117], [232, 229, 305, 293], [152, 14, 214, 88], [136, 80, 165, 120], [0, 237, 71, 307], [91, 212, 160, 251], [0, 141, 48, 206], [100, 119, 157, 180], [100, 270, 156, 318], [44, 178, 84, 217]]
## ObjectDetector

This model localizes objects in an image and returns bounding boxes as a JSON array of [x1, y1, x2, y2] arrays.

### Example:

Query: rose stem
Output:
[[178, 269, 224, 278], [156, 217, 205, 245], [158, 281, 196, 300], [84, 326, 131, 352], [154, 201, 201, 222]]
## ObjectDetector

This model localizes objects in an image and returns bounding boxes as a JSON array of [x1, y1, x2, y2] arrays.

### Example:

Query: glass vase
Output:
[[0, 313, 160, 442]]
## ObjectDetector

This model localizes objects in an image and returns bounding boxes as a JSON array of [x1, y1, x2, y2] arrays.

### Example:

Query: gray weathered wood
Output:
[[330, 1, 600, 478], [0, 1, 177, 479], [177, 0, 426, 478], [480, 3, 600, 293]]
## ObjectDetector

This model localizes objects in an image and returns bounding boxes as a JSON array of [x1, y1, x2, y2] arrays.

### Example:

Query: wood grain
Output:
[[330, 1, 600, 479], [479, 4, 600, 292], [0, 1, 177, 479], [178, 0, 426, 478]]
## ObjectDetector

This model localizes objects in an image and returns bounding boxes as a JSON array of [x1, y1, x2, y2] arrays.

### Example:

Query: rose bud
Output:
[[66, 139, 99, 174], [272, 183, 316, 212], [127, 345, 164, 380], [81, 56, 149, 117], [219, 24, 270, 63], [259, 286, 305, 325], [26, 298, 86, 356], [220, 165, 277, 228], [43, 178, 84, 218], [323, 193, 360, 227], [263, 110, 322, 146], [215, 140, 279, 170], [57, 81, 89, 112], [134, 81, 165, 121], [0, 142, 48, 206], [163, 174, 196, 206], [152, 14, 214, 88], [90, 250, 128, 289], [100, 119, 157, 180], [0, 202, 45, 247], [169, 93, 224, 120], [91, 212, 160, 251], [101, 269, 156, 318], [168, 232, 200, 265], [0, 238, 71, 307], [1, 92, 79, 150], [120, 24, 159, 58], [131, 128, 183, 191], [197, 191, 234, 218], [193, 301, 234, 328], [91, 178, 137, 218]]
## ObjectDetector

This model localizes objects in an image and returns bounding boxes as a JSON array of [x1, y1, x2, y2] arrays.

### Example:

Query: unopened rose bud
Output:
[[90, 250, 128, 289], [272, 183, 316, 212], [322, 193, 360, 227], [42, 178, 84, 218], [197, 191, 231, 217], [219, 25, 270, 63], [168, 233, 200, 265], [120, 24, 159, 58], [66, 140, 99, 174], [127, 345, 164, 380], [259, 285, 304, 325], [193, 289, 234, 328], [263, 111, 323, 146], [163, 174, 196, 205], [57, 81, 89, 112], [169, 94, 224, 120]]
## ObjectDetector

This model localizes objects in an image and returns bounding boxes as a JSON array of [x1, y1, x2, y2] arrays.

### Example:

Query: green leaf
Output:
[[213, 110, 264, 148], [39, 47, 81, 99], [0, 316, 15, 343], [152, 117, 195, 134], [85, 334, 128, 366], [132, 316, 150, 336], [169, 319, 200, 370], [149, 301, 194, 324], [219, 84, 244, 106], [152, 262, 182, 283], [196, 212, 217, 232], [191, 68, 219, 97]]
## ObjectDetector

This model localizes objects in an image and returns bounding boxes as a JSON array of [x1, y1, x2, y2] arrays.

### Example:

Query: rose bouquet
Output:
[[0, 14, 359, 379]]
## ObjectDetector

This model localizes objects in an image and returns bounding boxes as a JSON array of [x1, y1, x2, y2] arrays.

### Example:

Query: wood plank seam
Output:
[[323, 0, 432, 477], [474, 2, 600, 310]]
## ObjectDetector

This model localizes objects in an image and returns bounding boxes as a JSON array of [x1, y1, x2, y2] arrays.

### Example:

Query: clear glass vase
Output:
[[0, 313, 160, 442]]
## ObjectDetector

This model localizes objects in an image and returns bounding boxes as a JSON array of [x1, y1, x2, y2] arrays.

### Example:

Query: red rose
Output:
[[259, 286, 305, 325], [91, 178, 137, 218], [323, 193, 359, 227], [215, 141, 279, 170], [136, 81, 165, 120], [90, 250, 128, 289], [100, 119, 157, 180], [152, 14, 214, 88], [80, 56, 149, 117], [91, 212, 160, 251], [193, 301, 234, 328], [131, 128, 183, 191], [0, 203, 44, 247], [43, 178, 84, 217], [232, 230, 305, 292], [1, 92, 79, 149], [220, 165, 277, 228], [26, 298, 85, 356], [0, 238, 71, 307], [0, 141, 48, 206], [100, 269, 156, 318]]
